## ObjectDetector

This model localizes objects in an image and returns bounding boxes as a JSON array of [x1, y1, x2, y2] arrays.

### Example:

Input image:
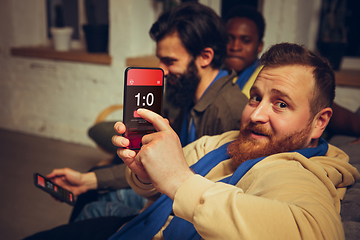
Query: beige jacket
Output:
[[126, 131, 360, 240]]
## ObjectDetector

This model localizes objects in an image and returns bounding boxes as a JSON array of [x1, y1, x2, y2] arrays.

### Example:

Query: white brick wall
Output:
[[0, 0, 358, 146], [0, 0, 158, 146]]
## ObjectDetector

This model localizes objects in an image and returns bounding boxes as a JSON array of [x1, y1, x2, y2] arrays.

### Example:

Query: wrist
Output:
[[82, 172, 98, 191], [167, 170, 195, 200], [135, 174, 152, 185]]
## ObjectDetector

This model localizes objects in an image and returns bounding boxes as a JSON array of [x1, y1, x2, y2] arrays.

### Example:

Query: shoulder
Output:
[[213, 69, 248, 105], [183, 131, 239, 165]]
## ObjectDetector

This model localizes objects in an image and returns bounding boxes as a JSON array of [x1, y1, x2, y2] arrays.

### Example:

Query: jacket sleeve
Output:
[[94, 163, 130, 190], [173, 155, 346, 240], [125, 131, 239, 198]]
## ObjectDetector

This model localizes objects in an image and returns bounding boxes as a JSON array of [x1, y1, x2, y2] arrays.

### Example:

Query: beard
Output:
[[227, 121, 312, 168], [165, 59, 201, 108]]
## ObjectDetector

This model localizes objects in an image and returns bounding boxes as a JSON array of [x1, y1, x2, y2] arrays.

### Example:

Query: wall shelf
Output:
[[334, 70, 360, 88], [10, 48, 360, 88], [11, 46, 112, 65], [126, 55, 159, 68]]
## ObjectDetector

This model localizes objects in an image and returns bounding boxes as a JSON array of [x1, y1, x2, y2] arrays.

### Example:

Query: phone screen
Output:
[[33, 173, 75, 205], [123, 67, 164, 150]]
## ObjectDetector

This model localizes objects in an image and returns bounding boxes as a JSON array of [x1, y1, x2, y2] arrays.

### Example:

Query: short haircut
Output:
[[259, 43, 335, 116], [149, 2, 228, 69], [223, 4, 265, 43]]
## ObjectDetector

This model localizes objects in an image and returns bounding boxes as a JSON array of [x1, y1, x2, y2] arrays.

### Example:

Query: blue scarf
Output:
[[109, 138, 328, 240], [236, 60, 259, 90]]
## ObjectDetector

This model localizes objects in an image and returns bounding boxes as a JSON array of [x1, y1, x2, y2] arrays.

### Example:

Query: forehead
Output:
[[226, 17, 259, 38], [156, 33, 190, 59], [253, 65, 315, 101]]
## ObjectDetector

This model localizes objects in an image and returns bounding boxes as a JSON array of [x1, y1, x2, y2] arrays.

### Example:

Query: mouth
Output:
[[251, 130, 268, 136], [247, 128, 272, 141], [250, 131, 269, 141], [226, 55, 244, 60]]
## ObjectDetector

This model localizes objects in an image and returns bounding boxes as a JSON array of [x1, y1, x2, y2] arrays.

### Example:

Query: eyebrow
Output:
[[271, 89, 292, 101], [250, 86, 293, 102], [157, 55, 177, 62]]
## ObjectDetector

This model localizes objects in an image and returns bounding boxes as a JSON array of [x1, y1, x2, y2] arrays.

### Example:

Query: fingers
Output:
[[137, 109, 171, 132], [46, 168, 67, 179], [117, 148, 150, 181], [114, 121, 126, 134]]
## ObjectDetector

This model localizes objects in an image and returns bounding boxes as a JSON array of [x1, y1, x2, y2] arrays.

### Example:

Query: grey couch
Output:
[[329, 134, 360, 240]]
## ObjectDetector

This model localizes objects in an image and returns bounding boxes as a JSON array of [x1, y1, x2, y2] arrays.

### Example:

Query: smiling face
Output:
[[228, 65, 320, 166], [242, 65, 315, 144], [156, 32, 193, 78], [225, 17, 263, 74], [156, 32, 201, 107]]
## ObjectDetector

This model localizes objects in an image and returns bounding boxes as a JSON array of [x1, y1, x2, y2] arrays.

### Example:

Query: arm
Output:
[[47, 163, 129, 198], [112, 108, 194, 200], [93, 163, 129, 190], [173, 157, 345, 240], [46, 168, 97, 196], [113, 109, 345, 239]]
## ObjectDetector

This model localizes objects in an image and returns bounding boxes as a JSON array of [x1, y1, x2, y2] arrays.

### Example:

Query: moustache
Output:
[[241, 122, 274, 138]]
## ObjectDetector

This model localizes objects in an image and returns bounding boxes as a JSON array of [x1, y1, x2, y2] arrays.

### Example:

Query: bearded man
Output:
[[110, 42, 359, 240], [152, 3, 247, 147]]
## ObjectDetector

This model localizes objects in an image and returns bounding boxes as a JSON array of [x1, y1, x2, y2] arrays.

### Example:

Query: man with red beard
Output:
[[109, 43, 359, 240]]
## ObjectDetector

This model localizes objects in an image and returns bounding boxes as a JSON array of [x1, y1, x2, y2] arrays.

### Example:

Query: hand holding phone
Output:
[[34, 173, 75, 205], [123, 67, 164, 150]]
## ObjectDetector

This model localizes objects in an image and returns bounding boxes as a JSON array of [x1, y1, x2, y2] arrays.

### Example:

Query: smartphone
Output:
[[33, 173, 75, 206], [123, 67, 164, 150]]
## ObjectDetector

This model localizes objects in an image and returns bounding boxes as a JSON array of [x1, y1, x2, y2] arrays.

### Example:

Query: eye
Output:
[[241, 36, 252, 44], [161, 58, 175, 66], [274, 101, 288, 109], [228, 35, 235, 42], [249, 95, 261, 105]]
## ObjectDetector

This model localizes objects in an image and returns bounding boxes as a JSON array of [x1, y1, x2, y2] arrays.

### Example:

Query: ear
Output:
[[257, 41, 264, 55], [310, 107, 333, 139], [196, 47, 214, 68]]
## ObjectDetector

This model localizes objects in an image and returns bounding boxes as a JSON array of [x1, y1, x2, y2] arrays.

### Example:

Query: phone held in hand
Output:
[[123, 67, 164, 150], [33, 173, 75, 206]]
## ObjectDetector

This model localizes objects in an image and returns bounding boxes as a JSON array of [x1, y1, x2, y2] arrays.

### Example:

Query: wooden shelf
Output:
[[126, 55, 159, 68], [11, 46, 112, 65], [334, 69, 360, 88]]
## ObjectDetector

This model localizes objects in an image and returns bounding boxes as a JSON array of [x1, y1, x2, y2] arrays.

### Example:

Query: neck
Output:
[[195, 67, 220, 103], [307, 138, 319, 148]]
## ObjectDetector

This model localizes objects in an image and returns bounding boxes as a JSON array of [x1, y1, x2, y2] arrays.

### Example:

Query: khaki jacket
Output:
[[127, 131, 360, 240]]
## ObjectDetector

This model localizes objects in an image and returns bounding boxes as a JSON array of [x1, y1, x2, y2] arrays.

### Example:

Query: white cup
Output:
[[50, 27, 74, 51]]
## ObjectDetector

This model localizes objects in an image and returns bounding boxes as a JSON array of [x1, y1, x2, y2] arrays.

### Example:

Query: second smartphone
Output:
[[123, 67, 164, 150], [33, 173, 75, 205]]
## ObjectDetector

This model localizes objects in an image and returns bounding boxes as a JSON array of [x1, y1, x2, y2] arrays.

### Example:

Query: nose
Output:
[[158, 63, 169, 76], [250, 102, 270, 124], [229, 39, 242, 52]]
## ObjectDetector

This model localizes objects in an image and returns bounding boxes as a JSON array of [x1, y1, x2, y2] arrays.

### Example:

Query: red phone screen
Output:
[[123, 67, 164, 150]]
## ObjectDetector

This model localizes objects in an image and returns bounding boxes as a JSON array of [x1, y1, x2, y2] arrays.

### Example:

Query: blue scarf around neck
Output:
[[109, 138, 328, 240], [236, 60, 259, 90]]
